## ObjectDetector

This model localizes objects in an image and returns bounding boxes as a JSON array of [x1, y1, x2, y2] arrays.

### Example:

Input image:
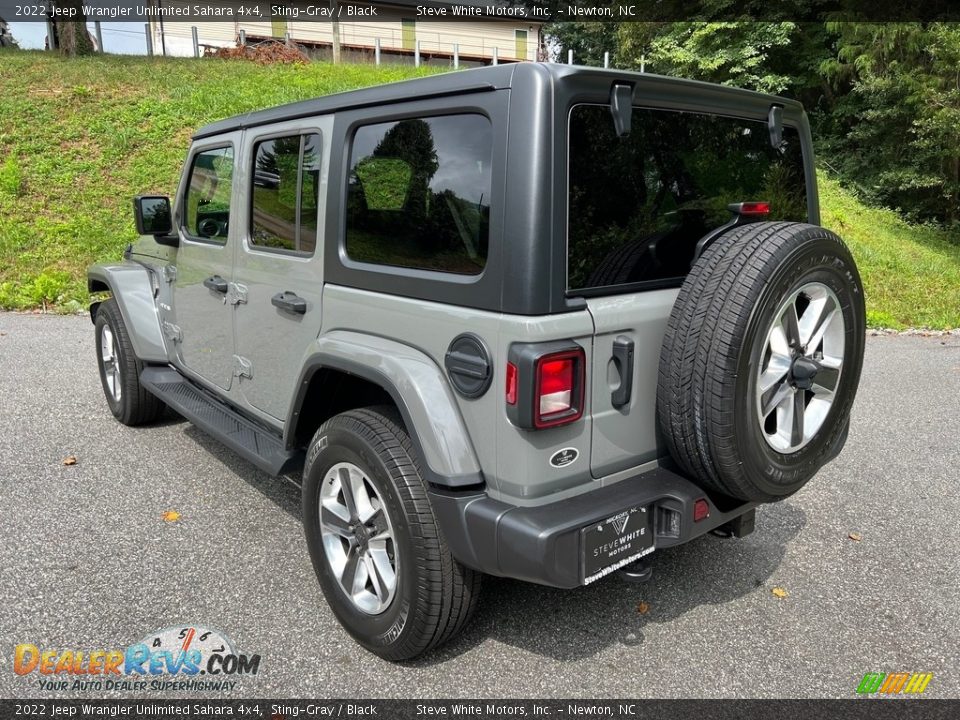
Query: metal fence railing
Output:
[[25, 22, 619, 69]]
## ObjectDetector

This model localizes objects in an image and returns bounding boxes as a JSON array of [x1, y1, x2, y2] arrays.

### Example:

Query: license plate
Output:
[[581, 506, 654, 584]]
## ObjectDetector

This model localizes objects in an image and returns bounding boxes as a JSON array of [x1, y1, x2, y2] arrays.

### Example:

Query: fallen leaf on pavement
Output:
[[771, 587, 788, 599], [162, 510, 181, 523], [62, 456, 77, 466], [848, 531, 863, 542], [636, 601, 651, 615]]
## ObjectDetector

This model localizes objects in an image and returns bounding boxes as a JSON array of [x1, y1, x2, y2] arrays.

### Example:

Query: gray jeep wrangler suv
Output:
[[89, 63, 865, 660]]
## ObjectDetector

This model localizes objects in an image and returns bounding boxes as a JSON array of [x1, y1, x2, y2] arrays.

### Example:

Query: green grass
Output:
[[1, 50, 959, 328], [0, 50, 436, 311], [819, 175, 960, 329]]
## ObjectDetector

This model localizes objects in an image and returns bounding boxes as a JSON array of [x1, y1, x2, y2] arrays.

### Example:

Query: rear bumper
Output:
[[429, 465, 756, 589]]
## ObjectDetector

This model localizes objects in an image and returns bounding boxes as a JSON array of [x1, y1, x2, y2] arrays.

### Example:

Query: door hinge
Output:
[[233, 354, 253, 380], [163, 265, 177, 283], [162, 321, 182, 343], [226, 282, 248, 306]]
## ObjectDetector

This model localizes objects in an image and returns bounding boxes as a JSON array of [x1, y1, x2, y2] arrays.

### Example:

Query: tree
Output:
[[545, 16, 960, 224], [823, 22, 960, 222], [0, 16, 19, 48], [54, 0, 96, 56], [543, 18, 620, 65], [617, 22, 800, 94], [373, 119, 439, 224]]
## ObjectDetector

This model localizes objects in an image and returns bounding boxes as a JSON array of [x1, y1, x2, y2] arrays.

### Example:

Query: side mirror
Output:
[[133, 195, 178, 247]]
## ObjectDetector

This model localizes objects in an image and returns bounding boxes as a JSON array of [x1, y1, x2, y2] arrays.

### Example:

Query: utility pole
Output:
[[330, 0, 340, 64], [45, 0, 57, 50]]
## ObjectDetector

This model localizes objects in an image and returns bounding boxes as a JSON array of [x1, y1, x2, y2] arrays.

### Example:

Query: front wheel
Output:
[[302, 407, 480, 660], [94, 298, 165, 426]]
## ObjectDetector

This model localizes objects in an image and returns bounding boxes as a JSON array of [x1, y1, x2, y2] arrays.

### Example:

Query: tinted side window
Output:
[[568, 106, 808, 291], [184, 146, 234, 243], [345, 114, 492, 275], [251, 133, 322, 255]]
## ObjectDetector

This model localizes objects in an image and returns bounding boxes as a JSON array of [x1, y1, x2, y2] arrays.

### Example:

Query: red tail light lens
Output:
[[693, 498, 710, 522], [505, 362, 518, 406], [738, 201, 770, 216], [534, 349, 584, 428], [539, 359, 573, 414]]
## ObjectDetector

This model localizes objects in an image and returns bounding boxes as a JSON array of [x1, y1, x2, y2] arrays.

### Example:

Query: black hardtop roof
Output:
[[192, 62, 803, 140]]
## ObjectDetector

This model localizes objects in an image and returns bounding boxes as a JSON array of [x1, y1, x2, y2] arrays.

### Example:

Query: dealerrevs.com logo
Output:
[[13, 625, 260, 692]]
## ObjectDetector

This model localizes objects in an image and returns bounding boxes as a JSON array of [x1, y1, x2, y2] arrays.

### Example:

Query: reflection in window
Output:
[[567, 106, 808, 291], [345, 114, 492, 275], [251, 133, 321, 254], [185, 147, 234, 242]]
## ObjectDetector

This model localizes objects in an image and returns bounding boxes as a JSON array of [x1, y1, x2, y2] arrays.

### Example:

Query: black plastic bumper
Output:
[[429, 465, 756, 589]]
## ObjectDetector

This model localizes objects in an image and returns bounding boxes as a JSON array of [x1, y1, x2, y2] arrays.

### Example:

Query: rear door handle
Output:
[[611, 335, 634, 409], [203, 275, 228, 293], [271, 291, 307, 315]]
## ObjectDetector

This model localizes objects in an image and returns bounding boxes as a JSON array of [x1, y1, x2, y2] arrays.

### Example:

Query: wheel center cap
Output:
[[790, 356, 819, 390], [354, 524, 369, 548]]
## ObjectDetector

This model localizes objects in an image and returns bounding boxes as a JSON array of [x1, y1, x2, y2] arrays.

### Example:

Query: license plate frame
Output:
[[581, 505, 654, 584]]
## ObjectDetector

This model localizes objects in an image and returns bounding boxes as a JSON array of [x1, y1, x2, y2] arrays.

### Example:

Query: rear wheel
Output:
[[94, 298, 165, 426], [657, 222, 865, 502], [302, 407, 480, 660]]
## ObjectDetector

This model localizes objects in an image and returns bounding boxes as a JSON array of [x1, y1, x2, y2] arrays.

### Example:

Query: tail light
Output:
[[506, 341, 585, 429], [729, 201, 770, 217], [505, 362, 518, 406], [535, 350, 584, 428]]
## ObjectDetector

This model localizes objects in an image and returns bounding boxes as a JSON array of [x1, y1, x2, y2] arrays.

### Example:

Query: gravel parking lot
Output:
[[1, 312, 958, 699]]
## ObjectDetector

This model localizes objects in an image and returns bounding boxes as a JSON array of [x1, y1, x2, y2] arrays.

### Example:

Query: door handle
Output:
[[203, 275, 228, 293], [271, 291, 307, 315], [611, 335, 634, 409]]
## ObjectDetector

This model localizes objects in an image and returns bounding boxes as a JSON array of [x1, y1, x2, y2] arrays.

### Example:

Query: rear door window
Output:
[[251, 133, 322, 255], [567, 105, 808, 292]]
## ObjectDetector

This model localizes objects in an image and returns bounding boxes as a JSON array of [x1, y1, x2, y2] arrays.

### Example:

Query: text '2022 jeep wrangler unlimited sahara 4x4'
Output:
[[89, 63, 864, 660]]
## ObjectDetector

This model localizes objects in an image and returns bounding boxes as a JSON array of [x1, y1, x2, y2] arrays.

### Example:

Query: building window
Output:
[[401, 19, 415, 51], [270, 5, 288, 38], [515, 29, 528, 60]]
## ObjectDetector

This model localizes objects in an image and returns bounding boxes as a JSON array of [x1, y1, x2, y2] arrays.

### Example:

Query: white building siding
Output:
[[150, 3, 237, 57], [153, 2, 540, 62]]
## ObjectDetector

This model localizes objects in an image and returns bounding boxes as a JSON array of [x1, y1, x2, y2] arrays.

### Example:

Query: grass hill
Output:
[[1, 50, 958, 328]]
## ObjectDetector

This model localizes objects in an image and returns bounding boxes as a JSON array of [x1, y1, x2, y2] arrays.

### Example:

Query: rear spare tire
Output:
[[657, 222, 865, 502]]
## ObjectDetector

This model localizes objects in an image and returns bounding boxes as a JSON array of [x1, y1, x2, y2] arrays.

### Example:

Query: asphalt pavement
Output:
[[1, 312, 958, 699]]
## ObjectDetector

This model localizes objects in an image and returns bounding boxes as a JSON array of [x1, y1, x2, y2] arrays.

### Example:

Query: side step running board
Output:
[[140, 366, 302, 477]]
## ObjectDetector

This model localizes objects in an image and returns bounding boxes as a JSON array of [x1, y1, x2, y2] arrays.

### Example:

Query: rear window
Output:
[[345, 114, 492, 275], [567, 105, 808, 292]]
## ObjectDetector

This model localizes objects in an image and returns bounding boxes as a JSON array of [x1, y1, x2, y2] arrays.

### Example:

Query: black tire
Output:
[[302, 406, 480, 661], [94, 298, 165, 426], [586, 236, 658, 287], [657, 222, 866, 502]]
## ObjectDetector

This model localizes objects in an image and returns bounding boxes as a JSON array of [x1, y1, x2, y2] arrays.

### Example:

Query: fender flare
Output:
[[87, 263, 168, 363], [288, 331, 485, 489]]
